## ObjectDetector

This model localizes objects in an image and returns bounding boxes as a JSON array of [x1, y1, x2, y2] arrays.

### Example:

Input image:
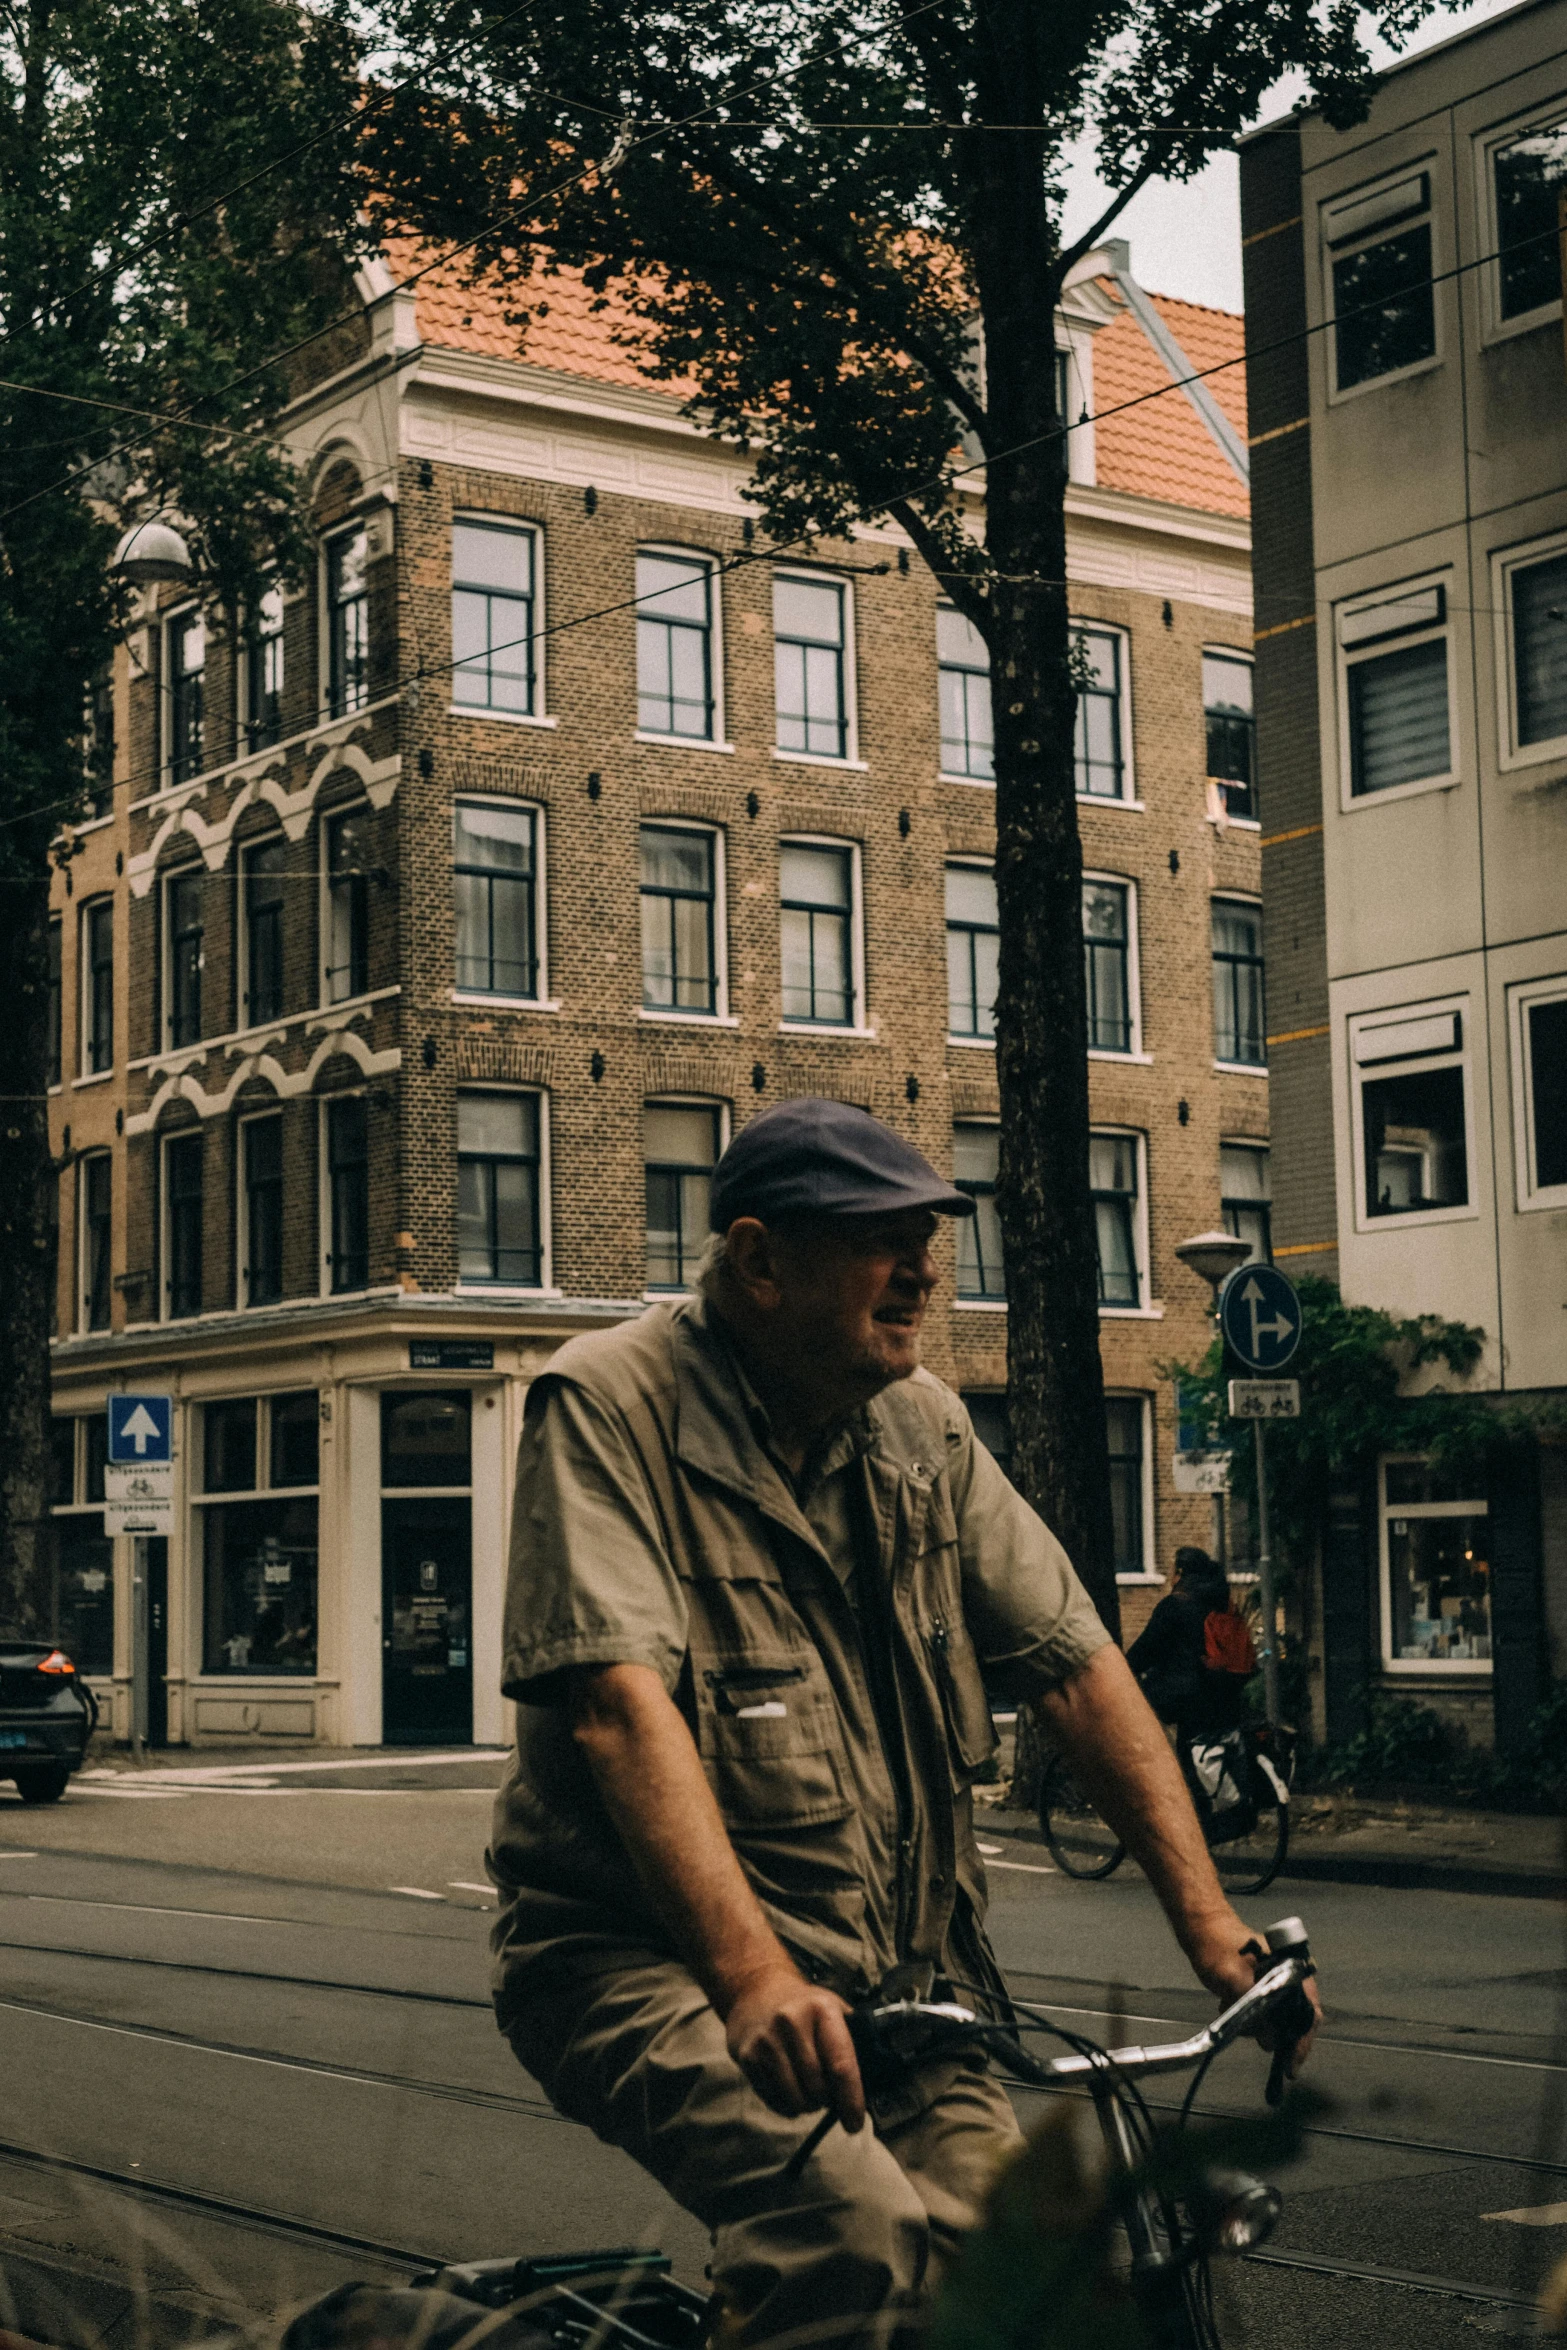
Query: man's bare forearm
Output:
[[569, 1661, 788, 2008], [1039, 1644, 1241, 1983]]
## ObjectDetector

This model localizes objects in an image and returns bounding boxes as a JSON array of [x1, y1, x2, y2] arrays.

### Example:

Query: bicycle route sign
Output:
[[1218, 1264, 1302, 1374]]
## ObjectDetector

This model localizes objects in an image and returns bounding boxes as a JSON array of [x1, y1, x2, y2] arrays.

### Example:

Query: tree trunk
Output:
[[0, 870, 58, 1637]]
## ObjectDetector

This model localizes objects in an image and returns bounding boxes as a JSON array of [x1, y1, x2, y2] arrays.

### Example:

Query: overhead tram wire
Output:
[[4, 219, 1554, 838]]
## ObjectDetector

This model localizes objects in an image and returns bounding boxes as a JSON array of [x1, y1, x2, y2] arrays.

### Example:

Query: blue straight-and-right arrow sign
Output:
[[1219, 1263, 1302, 1375]]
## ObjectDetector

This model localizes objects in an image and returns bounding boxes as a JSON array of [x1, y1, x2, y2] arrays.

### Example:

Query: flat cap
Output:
[[710, 1098, 975, 1230]]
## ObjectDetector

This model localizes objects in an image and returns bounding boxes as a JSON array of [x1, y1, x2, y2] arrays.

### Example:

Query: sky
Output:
[[1060, 0, 1529, 311]]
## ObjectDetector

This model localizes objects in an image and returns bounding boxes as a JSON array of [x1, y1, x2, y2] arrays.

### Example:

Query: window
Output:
[[246, 584, 285, 750], [242, 1116, 283, 1307], [79, 898, 113, 1076], [1354, 1004, 1469, 1221], [168, 608, 206, 783], [1493, 118, 1567, 322], [953, 1123, 1005, 1301], [382, 1391, 471, 1488], [457, 1091, 542, 1287], [774, 575, 848, 759], [637, 551, 714, 739], [452, 517, 535, 714], [780, 841, 856, 1027], [84, 665, 114, 820], [47, 919, 61, 1088], [1514, 979, 1567, 1207], [166, 869, 204, 1050], [324, 1094, 369, 1293], [1090, 1132, 1141, 1308], [1106, 1397, 1149, 1578], [197, 1393, 319, 1678], [945, 863, 998, 1040], [640, 825, 719, 1015], [323, 807, 369, 1003], [1084, 879, 1133, 1054], [1340, 584, 1452, 798], [1501, 541, 1567, 755], [1073, 627, 1127, 799], [938, 607, 994, 781], [242, 837, 286, 1028], [326, 526, 369, 717], [1203, 651, 1256, 821], [645, 1102, 721, 1290], [1325, 171, 1435, 391], [49, 1423, 113, 1676], [1221, 1143, 1272, 1263], [453, 800, 538, 999], [1380, 1458, 1491, 1673], [1212, 900, 1265, 1067], [164, 1132, 203, 1321], [80, 1153, 111, 1331], [962, 1392, 1012, 1475]]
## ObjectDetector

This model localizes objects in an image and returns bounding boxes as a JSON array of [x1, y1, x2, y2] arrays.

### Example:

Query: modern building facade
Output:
[[46, 235, 1264, 1747], [1241, 0, 1567, 1750]]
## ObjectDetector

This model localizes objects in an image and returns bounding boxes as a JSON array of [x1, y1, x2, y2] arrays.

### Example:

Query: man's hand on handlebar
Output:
[[723, 1962, 867, 2133], [1190, 1912, 1322, 2081]]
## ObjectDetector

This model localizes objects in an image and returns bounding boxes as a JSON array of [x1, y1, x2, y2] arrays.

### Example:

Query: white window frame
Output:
[[1320, 161, 1442, 407], [1092, 1126, 1153, 1318], [1476, 98, 1567, 346], [1378, 1455, 1492, 1679], [636, 817, 732, 1027], [448, 513, 555, 730], [192, 1390, 323, 1688], [1507, 973, 1567, 1213], [634, 544, 730, 752], [450, 793, 551, 1010], [319, 799, 370, 1009], [77, 894, 114, 1083], [77, 1149, 112, 1335], [1107, 1392, 1158, 1584], [1335, 573, 1459, 813], [777, 834, 869, 1035], [1492, 527, 1567, 769], [241, 580, 287, 754], [771, 568, 864, 770], [1220, 1138, 1273, 1263], [316, 1088, 372, 1300], [944, 854, 997, 1049], [1349, 995, 1477, 1233], [453, 1084, 555, 1297], [1069, 619, 1138, 806], [158, 1128, 203, 1326], [1084, 869, 1146, 1062], [952, 1116, 1005, 1310], [1201, 643, 1259, 828], [236, 1108, 284, 1312], [1211, 891, 1267, 1075], [319, 520, 371, 724], [641, 1095, 732, 1300], [936, 604, 995, 787], [163, 600, 207, 786]]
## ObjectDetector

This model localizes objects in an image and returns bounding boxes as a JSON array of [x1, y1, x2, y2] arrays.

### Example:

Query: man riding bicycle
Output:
[[488, 1102, 1319, 2349]]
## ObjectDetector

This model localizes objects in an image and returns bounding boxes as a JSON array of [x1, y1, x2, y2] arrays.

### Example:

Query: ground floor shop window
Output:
[[201, 1499, 319, 1675], [53, 1514, 113, 1675], [1380, 1457, 1490, 1670]]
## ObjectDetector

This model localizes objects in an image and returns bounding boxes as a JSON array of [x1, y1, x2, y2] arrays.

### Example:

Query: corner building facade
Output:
[[47, 242, 1265, 1747]]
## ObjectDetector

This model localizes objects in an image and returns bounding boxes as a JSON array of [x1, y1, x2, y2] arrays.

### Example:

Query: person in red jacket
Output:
[[1126, 1548, 1256, 1742]]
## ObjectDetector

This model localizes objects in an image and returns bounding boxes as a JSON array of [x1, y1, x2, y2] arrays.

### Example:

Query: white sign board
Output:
[[1227, 1379, 1301, 1420], [103, 1461, 172, 1536], [1173, 1449, 1233, 1494]]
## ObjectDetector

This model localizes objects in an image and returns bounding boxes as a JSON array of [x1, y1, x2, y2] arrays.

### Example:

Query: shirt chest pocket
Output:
[[693, 1648, 852, 1829]]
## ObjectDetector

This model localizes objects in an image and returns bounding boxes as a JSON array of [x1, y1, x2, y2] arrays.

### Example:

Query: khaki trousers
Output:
[[504, 1959, 1022, 2350]]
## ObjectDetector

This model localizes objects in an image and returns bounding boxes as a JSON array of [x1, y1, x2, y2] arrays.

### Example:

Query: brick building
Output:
[[46, 237, 1264, 1748], [1240, 0, 1567, 1753]]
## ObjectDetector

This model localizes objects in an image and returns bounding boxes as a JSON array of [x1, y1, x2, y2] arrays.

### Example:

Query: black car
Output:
[[0, 1643, 98, 1802]]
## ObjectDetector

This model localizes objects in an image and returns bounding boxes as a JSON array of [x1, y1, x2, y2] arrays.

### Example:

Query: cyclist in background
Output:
[[1127, 1547, 1256, 1743]]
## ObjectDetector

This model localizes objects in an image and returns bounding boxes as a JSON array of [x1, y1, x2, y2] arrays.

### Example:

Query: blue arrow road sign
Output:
[[1219, 1263, 1302, 1374], [107, 1393, 173, 1465]]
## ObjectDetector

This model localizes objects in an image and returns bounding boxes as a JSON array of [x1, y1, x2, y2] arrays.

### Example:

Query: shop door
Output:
[[146, 1538, 169, 1748], [381, 1499, 473, 1745]]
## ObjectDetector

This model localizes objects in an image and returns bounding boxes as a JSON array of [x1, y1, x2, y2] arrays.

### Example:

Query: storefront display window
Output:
[[54, 1513, 113, 1675], [1380, 1457, 1491, 1672], [198, 1392, 321, 1678]]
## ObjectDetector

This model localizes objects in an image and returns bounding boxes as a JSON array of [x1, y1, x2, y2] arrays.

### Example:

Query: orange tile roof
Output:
[[1089, 282, 1249, 521], [389, 240, 1248, 524]]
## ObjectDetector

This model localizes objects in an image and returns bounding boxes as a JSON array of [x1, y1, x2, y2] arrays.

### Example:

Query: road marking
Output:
[[80, 1749, 508, 1787], [80, 1786, 191, 1800], [447, 1882, 494, 1896], [1484, 2202, 1567, 2226], [0, 1853, 38, 1861], [388, 1886, 444, 1900], [987, 1858, 1056, 1874]]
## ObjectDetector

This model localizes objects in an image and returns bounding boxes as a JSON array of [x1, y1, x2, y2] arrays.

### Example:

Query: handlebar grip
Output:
[[1264, 1980, 1317, 2108]]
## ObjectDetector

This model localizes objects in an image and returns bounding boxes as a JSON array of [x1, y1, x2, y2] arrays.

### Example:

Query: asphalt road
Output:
[[0, 1751, 1562, 2349]]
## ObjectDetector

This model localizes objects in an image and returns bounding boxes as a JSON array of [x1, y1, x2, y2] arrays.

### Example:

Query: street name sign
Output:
[[1228, 1379, 1301, 1420], [107, 1394, 173, 1464], [1219, 1264, 1302, 1374]]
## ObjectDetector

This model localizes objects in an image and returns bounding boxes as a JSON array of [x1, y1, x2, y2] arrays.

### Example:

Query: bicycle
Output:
[[284, 1915, 1317, 2350], [1039, 1722, 1294, 1896]]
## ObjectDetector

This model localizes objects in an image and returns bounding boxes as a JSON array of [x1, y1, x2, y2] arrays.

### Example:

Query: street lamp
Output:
[[108, 516, 193, 587], [1173, 1231, 1250, 1571]]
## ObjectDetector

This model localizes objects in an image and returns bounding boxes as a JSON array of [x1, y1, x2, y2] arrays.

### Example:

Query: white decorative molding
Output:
[[128, 732, 399, 896], [127, 1025, 401, 1135]]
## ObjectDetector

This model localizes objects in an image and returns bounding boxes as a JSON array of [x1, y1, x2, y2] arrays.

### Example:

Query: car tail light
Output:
[[36, 1649, 75, 1675]]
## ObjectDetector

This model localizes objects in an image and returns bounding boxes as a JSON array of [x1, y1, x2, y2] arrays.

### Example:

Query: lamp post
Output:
[[1174, 1231, 1250, 1570]]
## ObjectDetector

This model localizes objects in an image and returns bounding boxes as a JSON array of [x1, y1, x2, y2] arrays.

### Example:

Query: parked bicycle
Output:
[[286, 1916, 1317, 2350], [1039, 1720, 1294, 1895]]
